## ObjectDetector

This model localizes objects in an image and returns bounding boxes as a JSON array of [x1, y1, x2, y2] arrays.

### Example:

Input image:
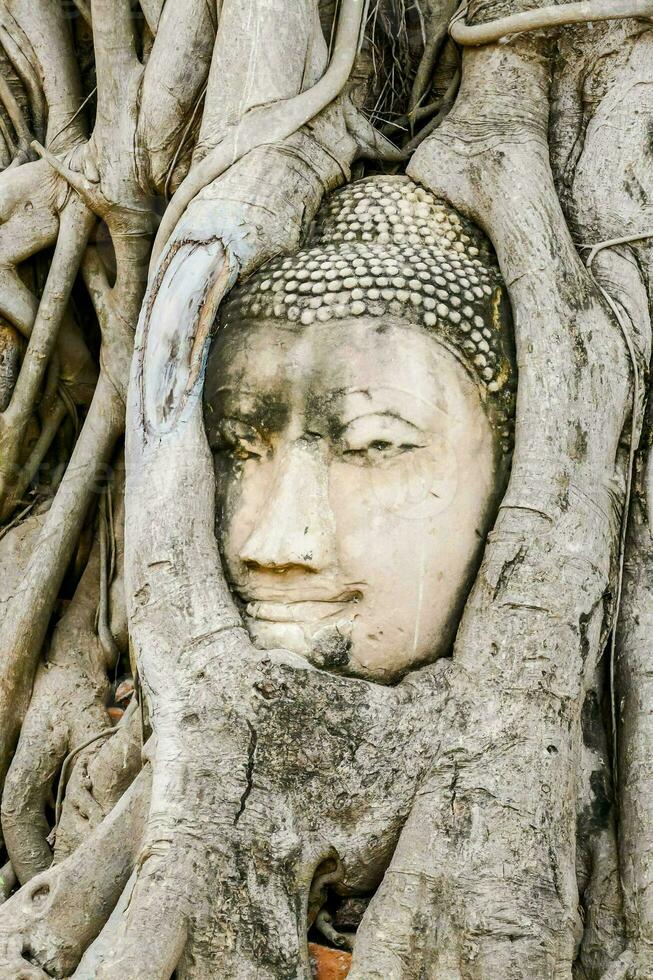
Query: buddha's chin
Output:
[[243, 614, 412, 683], [244, 615, 357, 673]]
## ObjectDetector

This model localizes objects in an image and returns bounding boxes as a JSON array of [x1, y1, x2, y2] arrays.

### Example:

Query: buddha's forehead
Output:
[[205, 316, 483, 432]]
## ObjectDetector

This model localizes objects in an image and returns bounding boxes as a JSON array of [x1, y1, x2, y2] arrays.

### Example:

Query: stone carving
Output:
[[204, 176, 516, 681]]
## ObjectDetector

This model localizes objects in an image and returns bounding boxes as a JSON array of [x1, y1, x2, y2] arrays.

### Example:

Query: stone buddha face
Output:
[[204, 176, 514, 682], [205, 314, 506, 682]]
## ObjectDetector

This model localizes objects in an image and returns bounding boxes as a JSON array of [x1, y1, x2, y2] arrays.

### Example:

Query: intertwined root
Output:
[[0, 643, 624, 978], [0, 769, 149, 979], [0, 641, 443, 978], [58, 645, 448, 978], [2, 544, 111, 883]]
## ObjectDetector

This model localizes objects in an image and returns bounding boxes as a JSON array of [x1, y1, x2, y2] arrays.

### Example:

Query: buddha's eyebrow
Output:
[[332, 384, 454, 422], [339, 410, 424, 430], [211, 385, 272, 409], [209, 386, 289, 433]]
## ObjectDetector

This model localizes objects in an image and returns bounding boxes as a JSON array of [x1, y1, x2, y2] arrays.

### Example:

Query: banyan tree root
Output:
[[614, 442, 653, 978], [553, 21, 653, 976], [0, 0, 157, 802], [135, 0, 216, 194], [1, 455, 133, 886], [0, 194, 95, 511], [67, 635, 450, 977], [449, 0, 653, 47], [0, 444, 136, 881], [53, 699, 142, 867], [1, 540, 114, 885], [0, 1, 233, 772], [1, 0, 87, 152], [148, 0, 365, 268], [0, 370, 125, 805], [0, 768, 150, 980]]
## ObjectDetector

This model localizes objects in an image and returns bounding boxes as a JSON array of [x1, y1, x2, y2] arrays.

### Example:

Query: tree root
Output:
[[138, 0, 165, 37], [450, 0, 653, 47], [1, 1, 85, 150], [0, 370, 124, 796], [149, 0, 367, 269], [0, 866, 15, 906], [0, 194, 94, 509], [136, 0, 216, 195], [0, 9, 45, 145], [0, 163, 97, 518], [0, 161, 62, 327], [0, 0, 162, 824], [400, 68, 460, 155], [407, 0, 458, 126], [551, 24, 653, 964], [601, 942, 653, 979], [1, 540, 115, 883], [53, 699, 141, 865], [71, 867, 188, 980], [60, 639, 450, 978], [616, 457, 653, 964], [5, 396, 67, 512], [0, 70, 31, 156], [0, 320, 19, 411], [0, 768, 150, 980]]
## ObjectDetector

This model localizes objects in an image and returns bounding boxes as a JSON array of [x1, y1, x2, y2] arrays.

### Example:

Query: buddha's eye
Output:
[[369, 439, 393, 453], [339, 415, 426, 464], [214, 419, 265, 462], [343, 439, 421, 462]]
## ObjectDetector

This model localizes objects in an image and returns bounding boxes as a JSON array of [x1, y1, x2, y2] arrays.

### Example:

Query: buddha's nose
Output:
[[239, 438, 337, 574]]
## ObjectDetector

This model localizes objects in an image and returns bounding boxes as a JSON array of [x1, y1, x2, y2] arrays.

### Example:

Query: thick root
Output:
[[0, 769, 150, 980], [53, 701, 142, 865], [0, 370, 124, 795], [1, 542, 114, 883]]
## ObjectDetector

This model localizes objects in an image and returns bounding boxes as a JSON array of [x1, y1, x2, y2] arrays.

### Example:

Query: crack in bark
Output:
[[449, 764, 458, 816], [492, 544, 527, 601], [234, 719, 257, 827]]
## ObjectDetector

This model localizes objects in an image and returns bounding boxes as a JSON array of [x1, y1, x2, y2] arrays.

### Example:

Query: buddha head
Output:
[[204, 176, 515, 683]]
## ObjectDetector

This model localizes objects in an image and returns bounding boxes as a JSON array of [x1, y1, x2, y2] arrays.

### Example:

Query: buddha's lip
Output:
[[244, 593, 360, 623]]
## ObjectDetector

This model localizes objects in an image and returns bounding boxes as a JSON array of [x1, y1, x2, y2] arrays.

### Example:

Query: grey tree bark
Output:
[[0, 1, 650, 978]]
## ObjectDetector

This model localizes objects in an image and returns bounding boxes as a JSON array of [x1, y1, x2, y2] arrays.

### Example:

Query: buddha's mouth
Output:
[[244, 593, 361, 624]]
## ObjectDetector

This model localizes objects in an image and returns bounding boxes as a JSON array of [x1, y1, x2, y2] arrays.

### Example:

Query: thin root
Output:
[[450, 0, 653, 46]]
